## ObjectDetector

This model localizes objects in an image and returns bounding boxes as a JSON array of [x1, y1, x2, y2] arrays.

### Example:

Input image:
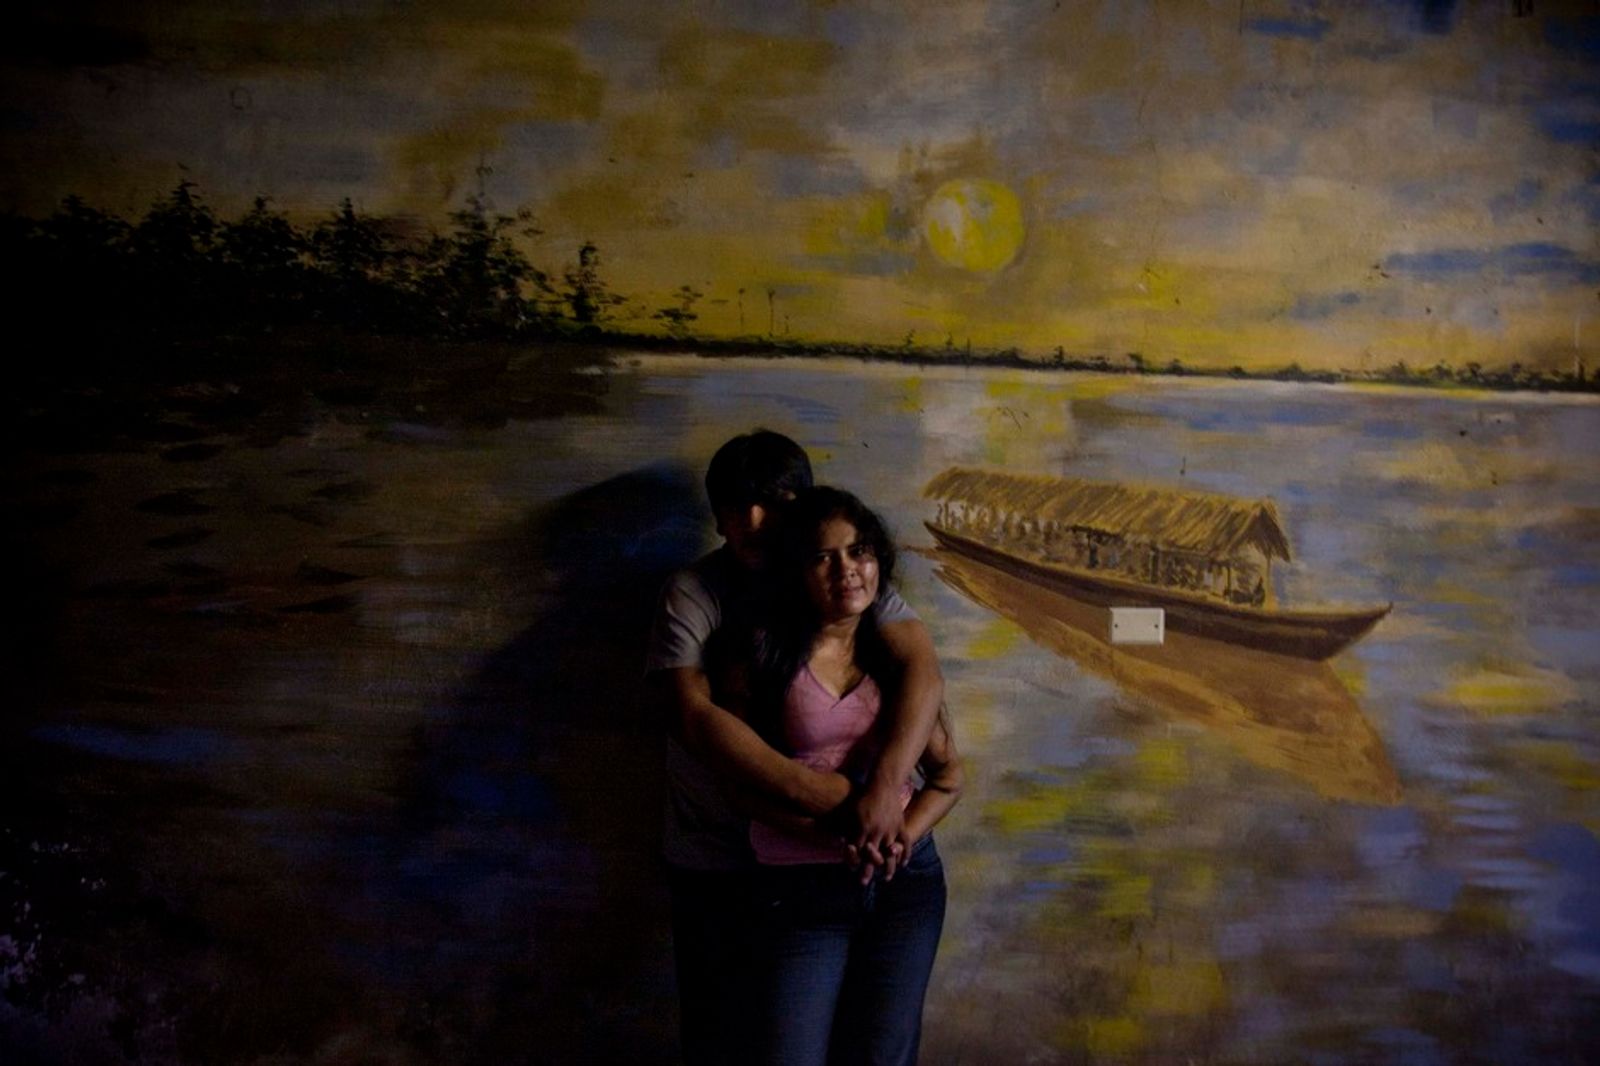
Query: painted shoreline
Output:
[[621, 345, 1600, 401]]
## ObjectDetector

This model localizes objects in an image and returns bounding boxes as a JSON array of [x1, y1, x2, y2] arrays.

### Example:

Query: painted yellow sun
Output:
[[922, 178, 1025, 272]]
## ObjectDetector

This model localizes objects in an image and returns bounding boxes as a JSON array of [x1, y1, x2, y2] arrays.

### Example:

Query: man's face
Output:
[[715, 495, 789, 571]]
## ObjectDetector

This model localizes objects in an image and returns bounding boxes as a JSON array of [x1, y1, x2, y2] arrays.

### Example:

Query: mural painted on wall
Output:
[[2, 2, 1596, 1063]]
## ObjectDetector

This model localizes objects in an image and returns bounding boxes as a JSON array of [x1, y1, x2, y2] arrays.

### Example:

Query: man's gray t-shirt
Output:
[[645, 546, 917, 872]]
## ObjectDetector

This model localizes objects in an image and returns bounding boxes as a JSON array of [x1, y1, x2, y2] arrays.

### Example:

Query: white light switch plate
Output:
[[1110, 607, 1165, 645]]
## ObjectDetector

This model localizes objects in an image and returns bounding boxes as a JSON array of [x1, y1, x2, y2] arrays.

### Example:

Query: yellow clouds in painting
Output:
[[390, 28, 604, 207], [4, 1, 1595, 369], [649, 26, 836, 156]]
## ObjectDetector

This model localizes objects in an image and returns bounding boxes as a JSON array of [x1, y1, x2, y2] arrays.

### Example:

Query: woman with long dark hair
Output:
[[741, 486, 962, 1066]]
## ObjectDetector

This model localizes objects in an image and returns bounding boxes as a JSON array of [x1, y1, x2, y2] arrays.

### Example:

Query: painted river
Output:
[[5, 352, 1597, 1063]]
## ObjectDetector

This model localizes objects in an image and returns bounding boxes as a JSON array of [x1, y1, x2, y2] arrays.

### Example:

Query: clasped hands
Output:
[[821, 777, 909, 884]]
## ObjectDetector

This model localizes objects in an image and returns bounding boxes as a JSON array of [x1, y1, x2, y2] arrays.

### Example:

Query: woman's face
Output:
[[803, 515, 880, 622]]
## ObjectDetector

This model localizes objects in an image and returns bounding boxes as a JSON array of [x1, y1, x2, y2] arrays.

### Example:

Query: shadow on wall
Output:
[[0, 459, 711, 1064], [360, 463, 708, 1063]]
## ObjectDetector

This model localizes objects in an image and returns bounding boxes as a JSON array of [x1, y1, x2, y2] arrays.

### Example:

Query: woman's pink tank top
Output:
[[750, 667, 913, 865]]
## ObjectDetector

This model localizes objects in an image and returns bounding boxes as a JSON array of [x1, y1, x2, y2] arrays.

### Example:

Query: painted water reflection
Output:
[[929, 548, 1402, 805], [5, 353, 1598, 1063]]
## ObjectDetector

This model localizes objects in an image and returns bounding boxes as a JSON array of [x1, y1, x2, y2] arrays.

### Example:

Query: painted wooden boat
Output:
[[922, 466, 1391, 660], [924, 522, 1390, 660]]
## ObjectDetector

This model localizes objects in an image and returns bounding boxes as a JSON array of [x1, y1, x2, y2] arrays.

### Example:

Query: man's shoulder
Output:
[[667, 546, 740, 602], [646, 546, 754, 675], [874, 583, 918, 625]]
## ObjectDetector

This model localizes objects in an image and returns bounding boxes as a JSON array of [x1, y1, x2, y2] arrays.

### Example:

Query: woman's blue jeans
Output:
[[754, 837, 947, 1066]]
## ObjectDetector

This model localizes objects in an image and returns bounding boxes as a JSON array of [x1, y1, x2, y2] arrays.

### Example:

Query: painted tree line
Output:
[[3, 181, 1592, 392], [1, 181, 694, 342]]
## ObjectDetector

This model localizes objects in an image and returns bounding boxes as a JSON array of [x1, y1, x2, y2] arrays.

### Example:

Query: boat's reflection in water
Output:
[[931, 549, 1402, 805]]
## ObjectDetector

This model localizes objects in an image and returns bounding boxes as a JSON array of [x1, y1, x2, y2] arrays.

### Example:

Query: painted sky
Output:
[[3, 0, 1596, 369]]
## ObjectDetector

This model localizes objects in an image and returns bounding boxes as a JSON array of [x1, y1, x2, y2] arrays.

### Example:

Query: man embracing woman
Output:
[[647, 431, 963, 1066]]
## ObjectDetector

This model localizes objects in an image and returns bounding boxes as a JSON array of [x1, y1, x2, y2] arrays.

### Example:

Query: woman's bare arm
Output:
[[902, 711, 964, 844]]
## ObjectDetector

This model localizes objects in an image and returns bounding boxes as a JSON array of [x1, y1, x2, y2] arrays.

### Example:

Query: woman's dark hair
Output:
[[749, 487, 899, 738]]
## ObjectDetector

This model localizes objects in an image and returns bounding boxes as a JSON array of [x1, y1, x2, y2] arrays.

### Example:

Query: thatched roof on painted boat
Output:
[[923, 467, 1293, 562]]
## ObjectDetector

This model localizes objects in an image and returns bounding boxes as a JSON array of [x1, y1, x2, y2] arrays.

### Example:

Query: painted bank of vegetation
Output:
[[4, 182, 1593, 394]]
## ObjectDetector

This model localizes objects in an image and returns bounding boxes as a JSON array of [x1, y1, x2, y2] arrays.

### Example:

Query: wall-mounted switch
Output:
[[1110, 607, 1164, 645]]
